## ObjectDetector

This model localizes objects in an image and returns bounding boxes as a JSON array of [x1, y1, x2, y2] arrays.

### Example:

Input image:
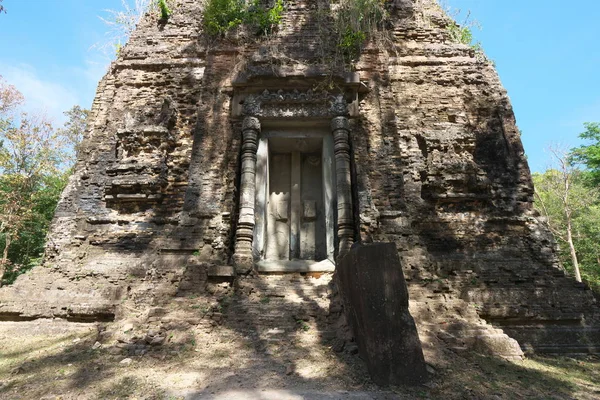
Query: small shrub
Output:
[[203, 0, 284, 36], [333, 0, 388, 61], [339, 28, 366, 58], [157, 0, 172, 20], [447, 22, 472, 45], [203, 0, 246, 35], [247, 0, 284, 35], [443, 9, 491, 63]]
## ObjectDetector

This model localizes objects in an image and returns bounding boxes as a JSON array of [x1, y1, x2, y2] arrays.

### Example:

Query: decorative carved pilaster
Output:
[[332, 116, 354, 258], [233, 116, 260, 273]]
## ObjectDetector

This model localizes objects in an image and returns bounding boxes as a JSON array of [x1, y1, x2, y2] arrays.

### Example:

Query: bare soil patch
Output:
[[1, 315, 598, 399]]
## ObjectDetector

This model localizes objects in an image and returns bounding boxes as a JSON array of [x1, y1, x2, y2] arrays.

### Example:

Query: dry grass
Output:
[[0, 318, 598, 400]]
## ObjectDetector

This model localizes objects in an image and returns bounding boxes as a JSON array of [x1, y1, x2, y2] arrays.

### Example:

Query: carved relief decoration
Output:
[[105, 99, 178, 212], [105, 126, 175, 212], [242, 89, 349, 118]]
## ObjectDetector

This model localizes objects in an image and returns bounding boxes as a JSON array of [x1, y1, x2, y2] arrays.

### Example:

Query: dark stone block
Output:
[[337, 242, 427, 386]]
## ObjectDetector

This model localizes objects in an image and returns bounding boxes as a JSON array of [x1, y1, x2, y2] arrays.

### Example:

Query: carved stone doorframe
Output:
[[232, 90, 356, 274], [331, 115, 354, 257], [232, 116, 260, 273]]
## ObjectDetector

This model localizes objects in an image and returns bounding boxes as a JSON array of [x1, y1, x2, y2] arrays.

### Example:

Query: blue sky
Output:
[[0, 0, 125, 123], [0, 0, 599, 172], [446, 0, 600, 172]]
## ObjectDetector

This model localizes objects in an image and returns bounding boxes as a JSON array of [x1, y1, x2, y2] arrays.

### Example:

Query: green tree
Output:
[[570, 122, 600, 185], [572, 204, 600, 286], [0, 113, 65, 284], [533, 148, 600, 290], [0, 173, 68, 284], [0, 77, 86, 285], [57, 105, 90, 161]]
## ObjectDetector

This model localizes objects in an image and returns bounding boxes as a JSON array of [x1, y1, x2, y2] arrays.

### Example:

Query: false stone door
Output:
[[265, 150, 327, 261]]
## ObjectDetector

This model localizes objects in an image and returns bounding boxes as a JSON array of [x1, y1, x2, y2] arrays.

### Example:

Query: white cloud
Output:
[[0, 62, 80, 125]]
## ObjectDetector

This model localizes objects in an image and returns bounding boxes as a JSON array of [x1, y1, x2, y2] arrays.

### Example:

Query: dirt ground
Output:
[[0, 315, 598, 400]]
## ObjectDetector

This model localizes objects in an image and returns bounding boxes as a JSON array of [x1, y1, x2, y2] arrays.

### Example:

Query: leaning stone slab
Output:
[[337, 242, 427, 385]]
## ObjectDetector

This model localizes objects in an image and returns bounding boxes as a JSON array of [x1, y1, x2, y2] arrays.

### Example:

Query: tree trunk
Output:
[[0, 233, 10, 287], [560, 161, 582, 283], [565, 218, 582, 282]]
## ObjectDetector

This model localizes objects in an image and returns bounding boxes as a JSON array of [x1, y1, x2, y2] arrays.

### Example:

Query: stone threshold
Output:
[[256, 259, 335, 272]]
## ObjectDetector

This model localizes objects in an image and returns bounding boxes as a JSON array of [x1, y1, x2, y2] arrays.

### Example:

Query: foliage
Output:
[[0, 173, 68, 285], [569, 122, 600, 185], [0, 0, 5, 14], [572, 205, 600, 289], [247, 0, 284, 36], [157, 0, 172, 20], [202, 0, 284, 36], [203, 0, 246, 35], [56, 105, 90, 162], [0, 76, 86, 285], [332, 0, 388, 61], [440, 4, 481, 46], [0, 110, 63, 283], [0, 77, 24, 118], [442, 6, 490, 63], [533, 155, 600, 292], [446, 21, 473, 45]]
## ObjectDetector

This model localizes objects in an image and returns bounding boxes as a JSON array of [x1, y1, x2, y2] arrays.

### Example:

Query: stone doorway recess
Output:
[[254, 128, 336, 272]]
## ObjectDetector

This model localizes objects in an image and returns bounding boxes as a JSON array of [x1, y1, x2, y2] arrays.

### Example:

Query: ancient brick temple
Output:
[[1, 0, 598, 357]]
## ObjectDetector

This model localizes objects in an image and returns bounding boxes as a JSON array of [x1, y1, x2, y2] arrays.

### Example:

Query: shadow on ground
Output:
[[1, 294, 599, 399]]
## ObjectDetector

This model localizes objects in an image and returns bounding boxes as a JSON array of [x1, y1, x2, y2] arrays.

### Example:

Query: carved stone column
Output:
[[332, 116, 354, 258], [233, 116, 260, 273]]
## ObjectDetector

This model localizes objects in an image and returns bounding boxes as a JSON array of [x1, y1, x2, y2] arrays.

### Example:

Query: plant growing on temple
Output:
[[97, 0, 165, 57], [157, 0, 172, 20], [446, 21, 472, 45], [247, 0, 284, 36], [439, 4, 480, 46], [332, 0, 388, 61], [203, 0, 246, 35], [203, 0, 285, 36], [441, 6, 489, 62]]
